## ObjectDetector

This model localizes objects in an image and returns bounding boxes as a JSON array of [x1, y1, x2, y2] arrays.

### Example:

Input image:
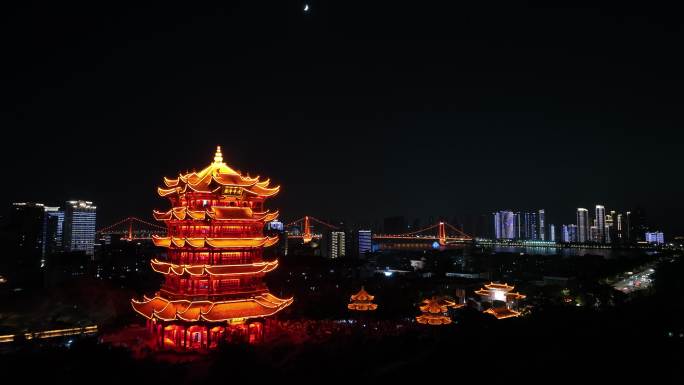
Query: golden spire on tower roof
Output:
[[213, 146, 224, 164]]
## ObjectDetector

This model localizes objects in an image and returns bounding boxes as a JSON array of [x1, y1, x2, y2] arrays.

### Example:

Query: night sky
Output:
[[3, 1, 683, 234]]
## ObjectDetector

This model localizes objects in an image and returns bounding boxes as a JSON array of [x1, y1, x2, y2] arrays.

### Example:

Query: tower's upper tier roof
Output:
[[153, 207, 279, 222], [157, 146, 280, 197]]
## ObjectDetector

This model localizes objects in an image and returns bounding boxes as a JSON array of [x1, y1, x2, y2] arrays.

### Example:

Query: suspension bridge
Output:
[[96, 217, 166, 241], [373, 221, 473, 247]]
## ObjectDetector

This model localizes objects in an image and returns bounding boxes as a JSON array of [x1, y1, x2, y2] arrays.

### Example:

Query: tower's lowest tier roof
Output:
[[132, 293, 293, 322]]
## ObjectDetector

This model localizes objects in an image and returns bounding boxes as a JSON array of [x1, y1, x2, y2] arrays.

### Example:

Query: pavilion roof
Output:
[[484, 307, 522, 319], [350, 287, 375, 302], [348, 302, 378, 311], [475, 282, 526, 301], [416, 314, 452, 325], [348, 287, 378, 311], [483, 282, 516, 292], [419, 297, 456, 314]]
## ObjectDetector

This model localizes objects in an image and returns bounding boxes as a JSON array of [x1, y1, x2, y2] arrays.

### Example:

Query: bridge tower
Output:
[[303, 215, 313, 243], [438, 222, 447, 246]]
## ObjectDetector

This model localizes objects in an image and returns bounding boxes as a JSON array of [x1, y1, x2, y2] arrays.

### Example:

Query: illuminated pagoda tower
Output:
[[347, 287, 378, 311], [415, 296, 463, 325], [475, 282, 526, 319], [132, 146, 293, 350]]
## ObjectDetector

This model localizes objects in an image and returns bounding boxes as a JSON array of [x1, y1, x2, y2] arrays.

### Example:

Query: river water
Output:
[[482, 245, 657, 259]]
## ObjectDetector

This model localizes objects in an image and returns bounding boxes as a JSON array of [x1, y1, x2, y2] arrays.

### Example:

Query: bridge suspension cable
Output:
[[96, 217, 166, 241], [285, 216, 340, 230], [96, 216, 166, 233]]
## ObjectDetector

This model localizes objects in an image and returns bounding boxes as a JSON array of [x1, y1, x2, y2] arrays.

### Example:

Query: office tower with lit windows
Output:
[[538, 209, 546, 240], [548, 224, 556, 242], [43, 206, 64, 256], [624, 211, 632, 242], [330, 231, 346, 258], [42, 206, 64, 257], [595, 205, 606, 243], [514, 212, 522, 239], [493, 211, 516, 239], [63, 200, 97, 257], [616, 213, 624, 242], [561, 224, 578, 243], [358, 230, 372, 255], [645, 231, 664, 244], [522, 211, 538, 240], [569, 224, 578, 242], [607, 211, 618, 243], [576, 208, 589, 243], [590, 225, 598, 242]]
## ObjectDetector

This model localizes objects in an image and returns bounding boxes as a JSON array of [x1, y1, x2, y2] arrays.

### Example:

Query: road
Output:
[[613, 266, 655, 294]]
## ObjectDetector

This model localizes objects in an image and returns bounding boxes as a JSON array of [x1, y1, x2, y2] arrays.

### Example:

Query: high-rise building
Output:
[[569, 224, 578, 242], [63, 200, 97, 257], [548, 223, 556, 242], [493, 212, 502, 239], [358, 230, 372, 256], [595, 205, 606, 243], [42, 206, 64, 257], [645, 232, 664, 244], [521, 211, 538, 240], [590, 225, 598, 243], [514, 212, 522, 239], [607, 211, 618, 244], [493, 211, 515, 239], [576, 208, 589, 243], [538, 209, 546, 241], [8, 202, 46, 271], [330, 231, 346, 258], [561, 224, 578, 243], [624, 211, 632, 242], [616, 213, 624, 242]]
